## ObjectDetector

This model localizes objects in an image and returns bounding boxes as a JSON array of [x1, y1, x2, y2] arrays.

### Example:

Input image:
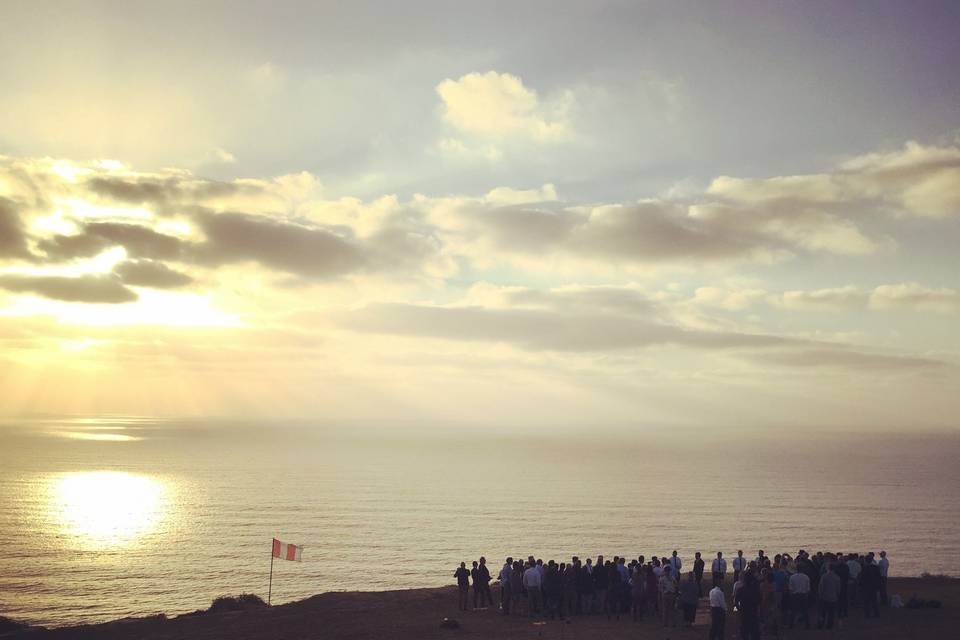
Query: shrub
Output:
[[208, 594, 268, 614]]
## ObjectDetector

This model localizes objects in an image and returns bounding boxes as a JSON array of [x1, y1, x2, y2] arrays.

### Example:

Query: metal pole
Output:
[[268, 547, 275, 605]]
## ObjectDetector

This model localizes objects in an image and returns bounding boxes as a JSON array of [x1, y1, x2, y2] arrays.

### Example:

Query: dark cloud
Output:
[[35, 232, 109, 261], [114, 260, 193, 289], [37, 222, 186, 261], [0, 274, 137, 303], [85, 176, 243, 208], [192, 211, 366, 278], [87, 222, 184, 259], [341, 302, 796, 352], [0, 197, 32, 259]]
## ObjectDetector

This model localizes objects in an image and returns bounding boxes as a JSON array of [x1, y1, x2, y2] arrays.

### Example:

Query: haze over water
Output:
[[2, 416, 958, 627]]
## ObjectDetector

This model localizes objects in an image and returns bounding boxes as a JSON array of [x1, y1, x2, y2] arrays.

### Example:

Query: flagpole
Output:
[[268, 545, 275, 605]]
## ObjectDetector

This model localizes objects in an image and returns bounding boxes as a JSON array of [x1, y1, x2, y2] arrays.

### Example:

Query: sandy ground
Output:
[[8, 577, 957, 640]]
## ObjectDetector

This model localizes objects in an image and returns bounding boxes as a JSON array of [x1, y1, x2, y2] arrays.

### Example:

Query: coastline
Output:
[[3, 576, 957, 639]]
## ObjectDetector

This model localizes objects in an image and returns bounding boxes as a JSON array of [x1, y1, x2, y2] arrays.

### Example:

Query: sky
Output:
[[1, 1, 959, 431]]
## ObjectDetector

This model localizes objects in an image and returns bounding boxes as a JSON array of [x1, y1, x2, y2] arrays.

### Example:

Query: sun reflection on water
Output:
[[49, 471, 169, 547]]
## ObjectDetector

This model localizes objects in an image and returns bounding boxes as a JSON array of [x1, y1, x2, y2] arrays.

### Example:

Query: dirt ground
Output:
[[11, 577, 958, 640]]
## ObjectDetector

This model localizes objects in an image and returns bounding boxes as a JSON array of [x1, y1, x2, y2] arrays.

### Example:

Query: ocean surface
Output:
[[1, 417, 958, 627]]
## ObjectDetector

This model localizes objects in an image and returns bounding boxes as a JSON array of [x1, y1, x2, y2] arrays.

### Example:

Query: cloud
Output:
[[769, 283, 960, 314], [709, 139, 960, 219], [436, 71, 571, 141], [38, 222, 185, 261], [870, 283, 960, 313], [0, 274, 137, 303], [428, 198, 826, 267], [339, 301, 796, 352], [0, 197, 34, 259], [773, 286, 868, 311], [749, 348, 946, 372], [114, 260, 193, 289], [191, 211, 366, 278], [691, 286, 767, 311]]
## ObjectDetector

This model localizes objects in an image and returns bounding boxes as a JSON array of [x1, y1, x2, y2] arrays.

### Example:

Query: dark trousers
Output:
[[880, 576, 888, 606], [709, 607, 726, 640], [838, 588, 848, 617], [695, 573, 703, 596], [713, 572, 725, 588], [458, 586, 469, 610], [863, 588, 880, 618], [818, 601, 836, 629], [501, 585, 510, 614], [733, 570, 742, 584], [740, 611, 761, 640], [789, 593, 810, 628]]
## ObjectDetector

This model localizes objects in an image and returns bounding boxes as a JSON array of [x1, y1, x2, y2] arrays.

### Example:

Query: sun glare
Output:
[[50, 471, 168, 546]]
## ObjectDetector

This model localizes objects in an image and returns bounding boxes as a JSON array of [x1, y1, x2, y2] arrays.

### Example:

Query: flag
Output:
[[272, 538, 303, 562]]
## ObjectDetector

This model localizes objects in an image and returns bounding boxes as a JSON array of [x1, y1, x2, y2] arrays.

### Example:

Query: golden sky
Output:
[[1, 2, 959, 430]]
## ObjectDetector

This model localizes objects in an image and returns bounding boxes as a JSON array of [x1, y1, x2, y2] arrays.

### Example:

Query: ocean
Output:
[[1, 417, 958, 627]]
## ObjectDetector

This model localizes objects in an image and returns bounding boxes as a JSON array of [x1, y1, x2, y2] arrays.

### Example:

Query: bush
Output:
[[207, 594, 268, 614]]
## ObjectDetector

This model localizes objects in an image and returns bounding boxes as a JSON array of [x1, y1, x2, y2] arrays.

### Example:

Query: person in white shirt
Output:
[[708, 584, 727, 640], [523, 563, 543, 616], [712, 551, 727, 587], [732, 550, 747, 583], [878, 551, 890, 606], [670, 550, 683, 577], [787, 571, 811, 629], [652, 557, 664, 578]]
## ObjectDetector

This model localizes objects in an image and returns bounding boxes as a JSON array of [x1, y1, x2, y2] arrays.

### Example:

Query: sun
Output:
[[49, 471, 168, 547]]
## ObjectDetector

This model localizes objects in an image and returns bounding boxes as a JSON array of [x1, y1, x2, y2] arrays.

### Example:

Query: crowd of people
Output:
[[454, 549, 891, 638]]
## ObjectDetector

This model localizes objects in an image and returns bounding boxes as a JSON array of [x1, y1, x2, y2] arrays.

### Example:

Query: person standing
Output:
[[694, 552, 705, 596], [712, 551, 727, 587], [477, 557, 492, 608], [733, 550, 747, 584], [817, 563, 842, 630], [860, 554, 881, 618], [738, 570, 762, 640], [499, 557, 513, 615], [593, 556, 608, 614], [709, 582, 728, 640], [578, 558, 594, 614], [787, 567, 811, 629], [509, 561, 524, 616], [670, 550, 683, 578], [523, 561, 543, 616], [846, 553, 862, 606], [679, 571, 700, 627], [562, 559, 579, 617], [659, 565, 679, 628], [834, 557, 850, 618], [470, 561, 481, 609], [878, 551, 890, 606], [606, 561, 622, 620], [631, 564, 646, 621], [544, 561, 563, 619], [646, 560, 660, 615], [454, 562, 471, 611]]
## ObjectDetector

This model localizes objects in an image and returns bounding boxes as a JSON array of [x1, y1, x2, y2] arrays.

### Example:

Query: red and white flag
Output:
[[272, 538, 303, 562]]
